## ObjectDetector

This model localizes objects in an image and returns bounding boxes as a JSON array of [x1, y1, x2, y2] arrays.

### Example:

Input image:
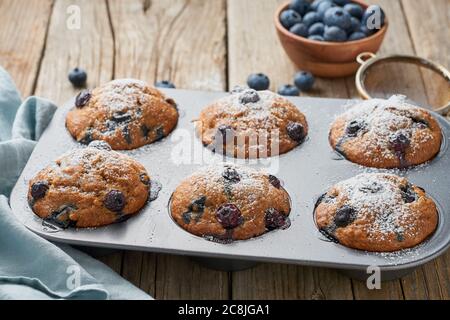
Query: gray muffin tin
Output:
[[10, 89, 450, 281]]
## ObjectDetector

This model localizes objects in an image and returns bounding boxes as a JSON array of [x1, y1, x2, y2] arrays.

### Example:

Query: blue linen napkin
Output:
[[0, 66, 151, 300]]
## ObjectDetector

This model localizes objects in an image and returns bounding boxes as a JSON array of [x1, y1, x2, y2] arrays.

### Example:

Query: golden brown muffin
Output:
[[314, 173, 438, 252], [170, 164, 291, 241], [329, 97, 442, 168], [28, 141, 150, 228], [196, 87, 308, 158], [66, 79, 178, 150]]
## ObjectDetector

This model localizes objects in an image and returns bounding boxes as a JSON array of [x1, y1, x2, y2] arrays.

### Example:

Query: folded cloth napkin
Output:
[[0, 66, 150, 300]]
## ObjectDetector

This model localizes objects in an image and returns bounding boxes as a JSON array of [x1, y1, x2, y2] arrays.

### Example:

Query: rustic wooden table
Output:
[[1, 0, 448, 299]]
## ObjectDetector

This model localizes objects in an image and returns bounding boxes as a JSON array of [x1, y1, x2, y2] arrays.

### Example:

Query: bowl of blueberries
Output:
[[275, 0, 387, 78]]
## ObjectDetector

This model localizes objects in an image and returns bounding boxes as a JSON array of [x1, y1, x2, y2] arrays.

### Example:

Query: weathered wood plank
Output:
[[108, 0, 228, 299], [0, 0, 53, 97], [34, 0, 114, 104], [352, 279, 404, 300], [227, 0, 354, 299], [32, 0, 124, 279]]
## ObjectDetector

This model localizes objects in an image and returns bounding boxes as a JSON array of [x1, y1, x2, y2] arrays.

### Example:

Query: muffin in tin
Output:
[[196, 87, 308, 158], [314, 173, 438, 252], [329, 97, 442, 168], [28, 141, 150, 228], [170, 164, 291, 241], [66, 79, 179, 150]]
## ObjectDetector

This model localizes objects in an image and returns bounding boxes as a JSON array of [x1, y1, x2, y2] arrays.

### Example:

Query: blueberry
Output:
[[155, 80, 175, 89], [390, 133, 410, 153], [139, 173, 150, 185], [265, 208, 287, 230], [349, 17, 361, 33], [122, 125, 132, 144], [310, 0, 328, 12], [359, 25, 376, 36], [348, 31, 366, 41], [155, 126, 165, 141], [346, 119, 365, 136], [308, 35, 325, 41], [302, 11, 321, 27], [45, 205, 76, 229], [222, 167, 240, 183], [31, 181, 49, 200], [75, 90, 91, 108], [324, 26, 347, 42], [68, 68, 87, 88], [359, 182, 382, 194], [111, 111, 132, 123], [333, 0, 350, 6], [324, 7, 352, 30], [286, 121, 306, 142], [280, 9, 302, 29], [294, 71, 315, 91], [104, 190, 126, 212], [239, 89, 260, 104], [343, 3, 363, 19], [80, 128, 94, 144], [268, 175, 281, 189], [361, 5, 385, 31], [289, 0, 310, 16], [189, 196, 207, 212], [400, 185, 416, 203], [278, 84, 300, 96], [411, 117, 429, 128], [217, 124, 233, 144], [88, 140, 112, 151], [141, 124, 150, 138], [334, 205, 356, 228], [216, 203, 243, 229], [247, 73, 270, 91], [317, 1, 337, 19], [308, 22, 325, 36], [289, 23, 309, 37]]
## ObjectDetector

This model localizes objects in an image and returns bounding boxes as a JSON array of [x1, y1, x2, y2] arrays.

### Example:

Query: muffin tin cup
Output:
[[10, 89, 450, 280]]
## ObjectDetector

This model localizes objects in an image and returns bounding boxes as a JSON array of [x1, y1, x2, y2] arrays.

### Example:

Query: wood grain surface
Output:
[[0, 0, 448, 300]]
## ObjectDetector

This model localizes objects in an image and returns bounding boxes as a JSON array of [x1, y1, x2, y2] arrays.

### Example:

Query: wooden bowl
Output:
[[274, 0, 388, 78]]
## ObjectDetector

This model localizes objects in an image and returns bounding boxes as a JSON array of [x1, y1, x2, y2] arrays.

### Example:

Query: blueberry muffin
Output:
[[28, 141, 150, 228], [196, 87, 308, 158], [329, 97, 442, 168], [170, 164, 291, 241], [314, 173, 438, 252], [66, 79, 178, 150]]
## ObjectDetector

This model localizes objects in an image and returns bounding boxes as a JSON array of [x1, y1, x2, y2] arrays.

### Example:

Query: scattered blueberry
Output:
[[289, 0, 310, 16], [68, 68, 87, 88], [324, 7, 352, 30], [308, 22, 325, 36], [268, 175, 281, 189], [333, 0, 350, 6], [308, 35, 324, 41], [31, 181, 49, 200], [278, 84, 300, 96], [104, 190, 126, 212], [216, 203, 243, 229], [390, 133, 410, 153], [343, 3, 363, 19], [222, 167, 240, 183], [239, 89, 260, 104], [324, 26, 347, 42], [290, 23, 309, 37], [189, 196, 207, 212], [155, 80, 175, 89], [302, 11, 321, 27], [88, 140, 112, 151], [265, 208, 287, 230], [75, 90, 91, 108], [346, 119, 365, 136], [247, 73, 270, 91], [362, 5, 385, 31], [348, 31, 366, 41], [317, 1, 337, 19], [280, 9, 302, 30], [401, 185, 416, 203], [334, 205, 356, 228], [286, 121, 306, 142], [294, 71, 315, 91]]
